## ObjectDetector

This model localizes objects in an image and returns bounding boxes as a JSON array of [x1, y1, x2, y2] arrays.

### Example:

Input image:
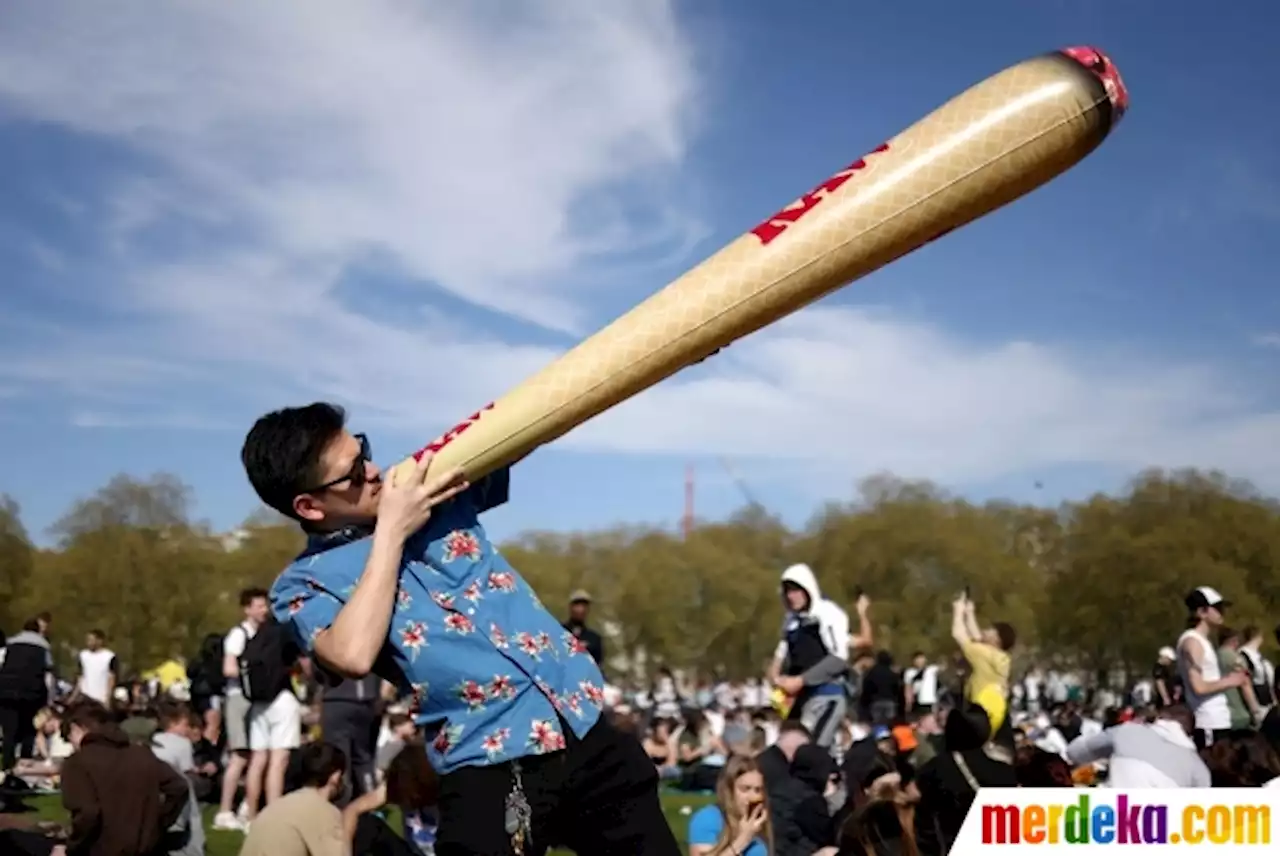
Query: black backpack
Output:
[[187, 633, 225, 700], [238, 618, 295, 702], [1243, 649, 1275, 707]]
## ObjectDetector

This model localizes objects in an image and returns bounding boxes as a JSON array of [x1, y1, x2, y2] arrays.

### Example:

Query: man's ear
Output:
[[293, 493, 324, 524]]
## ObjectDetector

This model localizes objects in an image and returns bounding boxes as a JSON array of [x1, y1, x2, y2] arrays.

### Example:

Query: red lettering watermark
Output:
[[413, 402, 496, 459], [749, 142, 890, 246]]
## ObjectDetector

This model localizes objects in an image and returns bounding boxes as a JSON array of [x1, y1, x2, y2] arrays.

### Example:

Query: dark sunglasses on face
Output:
[[303, 433, 373, 494]]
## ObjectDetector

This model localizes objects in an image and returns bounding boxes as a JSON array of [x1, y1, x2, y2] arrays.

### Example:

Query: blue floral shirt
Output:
[[269, 467, 605, 774]]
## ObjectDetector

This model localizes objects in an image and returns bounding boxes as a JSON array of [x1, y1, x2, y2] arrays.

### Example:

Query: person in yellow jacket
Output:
[[950, 592, 1016, 747]]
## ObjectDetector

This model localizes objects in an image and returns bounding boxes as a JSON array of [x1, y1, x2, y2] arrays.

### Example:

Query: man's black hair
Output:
[[241, 403, 347, 519], [239, 587, 269, 608], [298, 741, 348, 789], [994, 622, 1017, 652]]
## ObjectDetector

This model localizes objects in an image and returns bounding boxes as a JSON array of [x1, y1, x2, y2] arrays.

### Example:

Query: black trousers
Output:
[[321, 700, 380, 804], [436, 716, 680, 856], [0, 700, 41, 771]]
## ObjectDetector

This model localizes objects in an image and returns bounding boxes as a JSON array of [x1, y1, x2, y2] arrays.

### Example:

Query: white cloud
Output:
[[567, 307, 1280, 489], [1252, 332, 1280, 349], [2, 1, 1278, 496], [0, 0, 702, 332]]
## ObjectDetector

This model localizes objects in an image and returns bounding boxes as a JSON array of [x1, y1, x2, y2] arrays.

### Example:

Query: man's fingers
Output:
[[429, 482, 470, 506], [414, 451, 436, 480], [425, 467, 467, 493]]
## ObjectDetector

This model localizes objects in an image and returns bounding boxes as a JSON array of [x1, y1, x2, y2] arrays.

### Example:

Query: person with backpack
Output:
[[186, 632, 226, 743], [241, 610, 305, 827], [213, 588, 282, 832], [1241, 626, 1275, 715]]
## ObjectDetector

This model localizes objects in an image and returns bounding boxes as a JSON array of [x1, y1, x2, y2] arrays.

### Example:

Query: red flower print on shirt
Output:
[[533, 678, 561, 711], [288, 595, 305, 616], [565, 692, 584, 717], [396, 588, 413, 612], [578, 680, 605, 708], [487, 571, 516, 593], [536, 631, 555, 653], [563, 631, 589, 657], [462, 580, 484, 603], [488, 674, 516, 701], [442, 530, 482, 563], [482, 727, 511, 759], [516, 632, 542, 659], [433, 723, 464, 755], [454, 680, 488, 712], [527, 719, 566, 754], [444, 613, 475, 635], [430, 591, 455, 610], [398, 621, 428, 660], [489, 623, 509, 649]]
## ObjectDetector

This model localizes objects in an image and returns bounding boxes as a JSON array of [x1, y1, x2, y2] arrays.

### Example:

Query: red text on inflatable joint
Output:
[[749, 142, 891, 246], [412, 402, 496, 459]]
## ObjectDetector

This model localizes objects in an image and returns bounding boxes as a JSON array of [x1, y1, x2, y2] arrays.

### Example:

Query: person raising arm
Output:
[[312, 452, 466, 678]]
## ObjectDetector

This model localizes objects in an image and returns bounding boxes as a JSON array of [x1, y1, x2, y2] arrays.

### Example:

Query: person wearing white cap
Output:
[[1176, 586, 1248, 748], [1153, 646, 1181, 708]]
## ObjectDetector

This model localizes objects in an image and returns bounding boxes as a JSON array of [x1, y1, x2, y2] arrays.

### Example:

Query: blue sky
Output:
[[1, 0, 1278, 545]]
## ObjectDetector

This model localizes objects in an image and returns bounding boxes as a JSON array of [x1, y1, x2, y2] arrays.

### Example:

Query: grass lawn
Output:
[[18, 791, 713, 855]]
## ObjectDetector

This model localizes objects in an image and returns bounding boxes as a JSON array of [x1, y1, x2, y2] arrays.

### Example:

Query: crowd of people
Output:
[[3, 576, 1280, 855], [5, 399, 1280, 856]]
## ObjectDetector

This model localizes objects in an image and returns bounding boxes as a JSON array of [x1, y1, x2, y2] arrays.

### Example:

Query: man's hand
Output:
[[376, 452, 468, 543], [952, 595, 967, 614], [856, 593, 871, 614], [774, 675, 803, 695], [1224, 670, 1249, 689]]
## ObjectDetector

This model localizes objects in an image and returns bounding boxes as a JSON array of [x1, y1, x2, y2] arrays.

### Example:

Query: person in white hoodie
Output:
[[1064, 704, 1211, 788], [767, 563, 851, 748]]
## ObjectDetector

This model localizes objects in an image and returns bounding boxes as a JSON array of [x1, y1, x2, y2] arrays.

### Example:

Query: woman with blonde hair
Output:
[[688, 754, 773, 856]]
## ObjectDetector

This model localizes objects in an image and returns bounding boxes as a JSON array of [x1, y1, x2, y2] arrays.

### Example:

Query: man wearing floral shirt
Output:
[[241, 402, 678, 856]]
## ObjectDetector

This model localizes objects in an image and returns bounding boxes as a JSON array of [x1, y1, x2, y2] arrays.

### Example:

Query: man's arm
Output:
[[155, 760, 191, 833], [1065, 729, 1117, 766], [1179, 638, 1245, 697], [105, 656, 118, 704], [963, 601, 981, 642], [951, 598, 972, 648], [801, 655, 851, 687], [312, 452, 466, 678], [1155, 674, 1171, 706], [767, 639, 787, 684], [849, 594, 872, 648], [342, 783, 387, 843], [1241, 674, 1262, 721], [313, 529, 407, 678]]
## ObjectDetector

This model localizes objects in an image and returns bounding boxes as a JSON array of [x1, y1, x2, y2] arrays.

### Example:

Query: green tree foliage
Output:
[[0, 495, 35, 632], [2, 467, 1278, 684]]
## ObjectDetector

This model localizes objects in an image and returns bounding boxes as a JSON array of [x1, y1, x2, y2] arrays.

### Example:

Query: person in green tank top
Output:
[[1216, 627, 1262, 731]]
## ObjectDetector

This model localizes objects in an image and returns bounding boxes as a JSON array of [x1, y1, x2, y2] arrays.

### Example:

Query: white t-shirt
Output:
[[223, 622, 257, 697], [904, 664, 939, 707], [78, 648, 118, 704]]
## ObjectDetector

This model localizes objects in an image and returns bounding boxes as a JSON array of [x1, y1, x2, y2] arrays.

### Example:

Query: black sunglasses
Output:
[[302, 433, 372, 494]]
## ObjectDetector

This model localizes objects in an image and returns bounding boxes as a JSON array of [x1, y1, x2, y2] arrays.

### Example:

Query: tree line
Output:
[[3, 468, 1280, 684]]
